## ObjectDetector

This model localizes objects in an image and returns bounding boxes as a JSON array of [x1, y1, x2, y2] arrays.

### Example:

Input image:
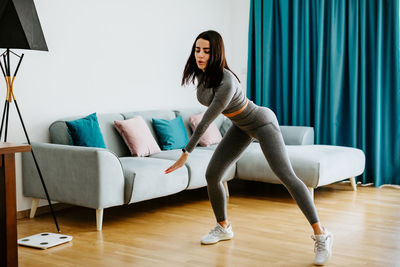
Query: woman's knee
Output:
[[205, 167, 222, 185]]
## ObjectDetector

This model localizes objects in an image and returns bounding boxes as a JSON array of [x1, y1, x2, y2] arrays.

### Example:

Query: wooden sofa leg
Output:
[[350, 177, 357, 191], [30, 198, 40, 218], [96, 209, 104, 231], [308, 187, 314, 200], [223, 181, 230, 198]]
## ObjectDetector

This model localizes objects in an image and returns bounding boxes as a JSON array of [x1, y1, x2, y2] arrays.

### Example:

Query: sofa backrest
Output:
[[49, 108, 315, 157], [49, 113, 130, 157], [49, 108, 229, 157], [122, 108, 228, 146], [280, 126, 314, 145]]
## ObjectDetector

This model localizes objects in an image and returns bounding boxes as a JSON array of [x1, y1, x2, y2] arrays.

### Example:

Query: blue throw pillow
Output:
[[66, 113, 106, 148], [152, 116, 189, 150]]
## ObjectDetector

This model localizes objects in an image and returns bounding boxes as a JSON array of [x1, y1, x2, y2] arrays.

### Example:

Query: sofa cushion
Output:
[[150, 148, 235, 189], [189, 112, 222, 147], [122, 109, 176, 147], [114, 116, 161, 157], [174, 108, 225, 138], [194, 144, 219, 151], [152, 116, 189, 150], [119, 157, 188, 204], [236, 144, 365, 187], [65, 113, 106, 148]]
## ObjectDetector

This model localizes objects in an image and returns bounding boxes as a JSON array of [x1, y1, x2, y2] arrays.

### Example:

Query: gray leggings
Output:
[[205, 110, 319, 225]]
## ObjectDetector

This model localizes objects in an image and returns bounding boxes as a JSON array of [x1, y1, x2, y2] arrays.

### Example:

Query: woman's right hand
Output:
[[164, 152, 189, 174]]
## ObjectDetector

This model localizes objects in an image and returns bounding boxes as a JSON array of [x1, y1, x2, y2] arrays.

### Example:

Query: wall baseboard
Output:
[[17, 203, 72, 220]]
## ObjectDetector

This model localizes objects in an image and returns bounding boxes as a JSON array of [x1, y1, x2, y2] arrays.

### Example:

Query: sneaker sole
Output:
[[200, 233, 234, 245], [314, 234, 334, 266]]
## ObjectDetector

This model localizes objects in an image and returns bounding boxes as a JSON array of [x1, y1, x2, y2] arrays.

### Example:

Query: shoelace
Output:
[[209, 226, 223, 236], [312, 235, 329, 252]]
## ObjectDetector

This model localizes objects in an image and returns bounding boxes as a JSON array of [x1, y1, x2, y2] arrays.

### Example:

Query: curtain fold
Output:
[[247, 0, 400, 186]]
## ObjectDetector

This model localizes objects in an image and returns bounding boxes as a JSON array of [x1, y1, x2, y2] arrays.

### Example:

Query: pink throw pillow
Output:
[[189, 112, 222, 147], [114, 116, 161, 157]]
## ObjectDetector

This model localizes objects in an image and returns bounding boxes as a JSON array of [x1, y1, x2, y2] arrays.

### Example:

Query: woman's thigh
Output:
[[206, 124, 253, 180]]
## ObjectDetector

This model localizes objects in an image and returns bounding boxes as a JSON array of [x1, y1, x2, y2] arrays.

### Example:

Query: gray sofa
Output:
[[22, 107, 365, 231]]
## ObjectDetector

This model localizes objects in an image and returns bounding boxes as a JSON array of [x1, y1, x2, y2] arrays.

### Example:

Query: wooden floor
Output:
[[17, 180, 400, 267]]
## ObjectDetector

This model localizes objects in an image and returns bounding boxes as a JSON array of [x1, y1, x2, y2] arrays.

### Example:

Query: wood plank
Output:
[[4, 154, 18, 267], [1, 153, 18, 267], [17, 203, 72, 220], [17, 181, 400, 266], [0, 142, 31, 266], [0, 142, 31, 155]]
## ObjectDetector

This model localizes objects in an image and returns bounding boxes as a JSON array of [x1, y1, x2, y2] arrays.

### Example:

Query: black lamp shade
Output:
[[0, 0, 47, 51]]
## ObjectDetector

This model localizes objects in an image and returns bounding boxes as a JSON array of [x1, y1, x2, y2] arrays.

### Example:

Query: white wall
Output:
[[7, 0, 250, 211], [229, 0, 251, 89]]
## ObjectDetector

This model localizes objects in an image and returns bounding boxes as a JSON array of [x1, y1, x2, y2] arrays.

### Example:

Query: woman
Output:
[[165, 30, 333, 266]]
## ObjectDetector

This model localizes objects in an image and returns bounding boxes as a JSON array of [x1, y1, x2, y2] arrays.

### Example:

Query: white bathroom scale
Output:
[[18, 232, 73, 249]]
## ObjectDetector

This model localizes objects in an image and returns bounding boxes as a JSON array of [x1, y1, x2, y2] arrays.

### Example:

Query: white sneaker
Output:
[[200, 223, 234, 245], [311, 229, 333, 265]]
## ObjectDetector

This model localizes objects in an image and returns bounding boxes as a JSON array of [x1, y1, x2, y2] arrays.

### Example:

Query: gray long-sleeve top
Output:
[[184, 68, 253, 153]]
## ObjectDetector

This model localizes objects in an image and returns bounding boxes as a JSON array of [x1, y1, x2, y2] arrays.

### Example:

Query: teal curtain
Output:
[[247, 0, 400, 186]]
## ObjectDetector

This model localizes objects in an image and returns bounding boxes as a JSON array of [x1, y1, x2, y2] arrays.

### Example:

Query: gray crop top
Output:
[[184, 69, 247, 153]]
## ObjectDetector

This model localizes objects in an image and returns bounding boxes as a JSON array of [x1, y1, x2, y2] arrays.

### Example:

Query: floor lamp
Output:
[[0, 0, 61, 239]]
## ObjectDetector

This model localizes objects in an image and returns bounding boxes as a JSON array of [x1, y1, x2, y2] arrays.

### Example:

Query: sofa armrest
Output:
[[279, 126, 314, 145], [22, 142, 125, 209]]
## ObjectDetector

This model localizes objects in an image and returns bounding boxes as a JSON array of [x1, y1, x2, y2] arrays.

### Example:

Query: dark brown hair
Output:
[[182, 30, 239, 88]]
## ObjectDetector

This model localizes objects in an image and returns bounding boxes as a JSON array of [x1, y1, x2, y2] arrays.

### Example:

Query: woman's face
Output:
[[195, 38, 210, 72]]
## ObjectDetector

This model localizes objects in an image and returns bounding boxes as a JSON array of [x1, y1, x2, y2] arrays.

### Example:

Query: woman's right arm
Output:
[[184, 79, 235, 153]]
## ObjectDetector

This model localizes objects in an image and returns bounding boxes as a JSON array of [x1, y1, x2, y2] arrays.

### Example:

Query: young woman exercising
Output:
[[165, 30, 333, 266]]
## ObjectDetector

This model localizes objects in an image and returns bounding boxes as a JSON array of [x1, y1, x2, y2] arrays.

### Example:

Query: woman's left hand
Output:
[[165, 152, 189, 174]]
